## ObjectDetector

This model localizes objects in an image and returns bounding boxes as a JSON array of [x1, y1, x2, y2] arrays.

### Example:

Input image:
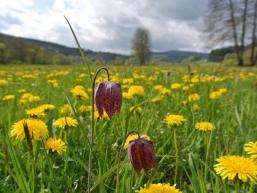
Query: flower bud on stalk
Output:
[[94, 81, 122, 119], [128, 137, 157, 174]]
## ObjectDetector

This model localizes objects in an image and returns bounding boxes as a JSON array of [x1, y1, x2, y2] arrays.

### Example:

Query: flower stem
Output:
[[235, 180, 240, 193], [173, 129, 178, 183], [88, 68, 110, 193]]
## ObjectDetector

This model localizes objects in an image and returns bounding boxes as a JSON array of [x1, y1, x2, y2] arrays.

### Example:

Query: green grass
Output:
[[0, 64, 257, 193]]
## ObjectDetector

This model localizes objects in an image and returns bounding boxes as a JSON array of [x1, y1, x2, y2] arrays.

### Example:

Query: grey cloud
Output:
[[0, 13, 22, 28]]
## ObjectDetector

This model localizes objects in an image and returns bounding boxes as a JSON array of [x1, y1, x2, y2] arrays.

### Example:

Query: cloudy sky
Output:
[[0, 0, 210, 54]]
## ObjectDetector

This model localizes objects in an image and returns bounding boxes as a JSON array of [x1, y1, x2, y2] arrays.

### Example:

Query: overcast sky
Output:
[[0, 0, 210, 54]]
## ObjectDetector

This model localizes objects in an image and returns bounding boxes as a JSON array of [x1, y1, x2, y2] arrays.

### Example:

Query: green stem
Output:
[[88, 68, 110, 193], [173, 129, 178, 183], [235, 180, 240, 193]]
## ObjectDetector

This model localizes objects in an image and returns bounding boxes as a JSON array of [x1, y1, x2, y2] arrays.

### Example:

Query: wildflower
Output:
[[59, 104, 72, 115], [187, 93, 200, 102], [192, 104, 200, 111], [129, 106, 142, 113], [123, 92, 133, 99], [136, 183, 182, 193], [38, 104, 55, 112], [195, 121, 215, 131], [0, 79, 8, 86], [124, 133, 150, 149], [164, 114, 186, 127], [154, 85, 164, 91], [214, 155, 257, 183], [123, 78, 134, 84], [128, 85, 144, 96], [18, 89, 27, 93], [94, 81, 122, 118], [70, 85, 89, 100], [26, 107, 46, 118], [48, 79, 59, 87], [244, 141, 257, 159], [128, 136, 156, 174], [10, 119, 48, 140], [93, 111, 110, 121], [53, 117, 78, 129], [159, 87, 171, 95], [171, 83, 181, 90], [3, 95, 15, 101], [151, 96, 163, 103], [45, 138, 67, 154], [79, 105, 95, 114], [20, 93, 40, 103]]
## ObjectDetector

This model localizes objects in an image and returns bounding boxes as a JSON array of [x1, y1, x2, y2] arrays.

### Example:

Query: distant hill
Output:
[[152, 50, 208, 62], [0, 32, 209, 64]]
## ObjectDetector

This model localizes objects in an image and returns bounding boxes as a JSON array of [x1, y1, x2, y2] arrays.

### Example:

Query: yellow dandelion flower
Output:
[[214, 155, 257, 183], [136, 183, 182, 193], [38, 104, 55, 112], [154, 85, 164, 91], [151, 96, 163, 103], [192, 104, 200, 111], [159, 88, 171, 95], [129, 106, 142, 113], [164, 114, 186, 127], [244, 142, 257, 159], [53, 117, 78, 129], [48, 79, 59, 87], [45, 138, 67, 154], [187, 93, 200, 102], [59, 104, 72, 115], [123, 78, 134, 84], [18, 89, 27, 93], [124, 133, 150, 149], [0, 79, 8, 86], [10, 119, 48, 140], [93, 111, 110, 121], [70, 85, 89, 100], [128, 85, 144, 96], [171, 83, 181, 90], [195, 121, 215, 131], [3, 95, 15, 101], [123, 92, 133, 99], [79, 105, 95, 113], [26, 107, 46, 118]]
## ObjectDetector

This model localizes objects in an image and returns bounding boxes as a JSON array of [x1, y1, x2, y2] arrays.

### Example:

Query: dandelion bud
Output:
[[128, 137, 156, 174], [94, 81, 122, 119]]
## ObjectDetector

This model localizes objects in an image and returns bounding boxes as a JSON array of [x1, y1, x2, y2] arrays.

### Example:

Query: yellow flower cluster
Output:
[[164, 114, 186, 127], [136, 183, 182, 193], [53, 117, 78, 129], [45, 138, 67, 154], [195, 121, 215, 131], [10, 119, 48, 140], [214, 155, 257, 183], [209, 88, 228, 99], [70, 85, 89, 100]]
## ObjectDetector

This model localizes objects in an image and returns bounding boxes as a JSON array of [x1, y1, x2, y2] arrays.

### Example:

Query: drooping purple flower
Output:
[[94, 81, 122, 119], [128, 137, 156, 174]]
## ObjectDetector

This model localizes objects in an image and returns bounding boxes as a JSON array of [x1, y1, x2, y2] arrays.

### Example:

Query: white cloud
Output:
[[0, 0, 210, 54]]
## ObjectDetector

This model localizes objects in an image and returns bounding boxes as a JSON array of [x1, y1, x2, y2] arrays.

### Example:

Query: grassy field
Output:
[[0, 64, 257, 193]]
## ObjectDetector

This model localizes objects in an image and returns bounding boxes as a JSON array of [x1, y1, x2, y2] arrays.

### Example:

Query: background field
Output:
[[0, 64, 256, 193]]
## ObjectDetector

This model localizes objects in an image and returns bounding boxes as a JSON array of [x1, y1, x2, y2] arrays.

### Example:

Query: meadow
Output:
[[0, 64, 257, 193]]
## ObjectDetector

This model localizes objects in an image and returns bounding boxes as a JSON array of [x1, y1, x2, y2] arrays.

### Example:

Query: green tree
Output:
[[132, 28, 151, 65]]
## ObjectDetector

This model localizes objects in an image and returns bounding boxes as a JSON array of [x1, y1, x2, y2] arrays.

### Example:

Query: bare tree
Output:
[[250, 0, 257, 66], [206, 0, 256, 66], [132, 28, 151, 65]]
